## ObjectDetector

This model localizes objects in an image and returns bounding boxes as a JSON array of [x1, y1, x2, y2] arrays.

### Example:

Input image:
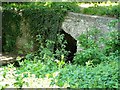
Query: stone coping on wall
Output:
[[62, 12, 118, 40]]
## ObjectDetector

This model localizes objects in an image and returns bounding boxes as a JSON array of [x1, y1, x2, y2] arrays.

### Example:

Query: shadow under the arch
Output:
[[60, 29, 77, 63]]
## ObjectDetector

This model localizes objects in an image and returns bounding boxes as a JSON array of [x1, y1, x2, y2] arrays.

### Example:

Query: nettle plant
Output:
[[31, 33, 69, 64], [73, 27, 119, 66]]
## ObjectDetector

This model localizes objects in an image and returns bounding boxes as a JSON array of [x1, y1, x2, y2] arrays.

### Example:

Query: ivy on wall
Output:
[[2, 2, 80, 53], [2, 2, 119, 53], [2, 9, 21, 52]]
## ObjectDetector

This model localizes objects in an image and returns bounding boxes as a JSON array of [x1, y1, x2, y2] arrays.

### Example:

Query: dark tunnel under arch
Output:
[[60, 29, 77, 62]]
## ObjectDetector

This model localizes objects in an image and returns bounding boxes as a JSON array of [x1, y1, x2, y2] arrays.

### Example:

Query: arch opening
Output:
[[60, 29, 77, 63]]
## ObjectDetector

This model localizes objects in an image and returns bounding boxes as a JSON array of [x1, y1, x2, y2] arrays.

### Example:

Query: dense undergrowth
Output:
[[0, 27, 119, 88], [0, 59, 118, 88], [1, 2, 119, 89]]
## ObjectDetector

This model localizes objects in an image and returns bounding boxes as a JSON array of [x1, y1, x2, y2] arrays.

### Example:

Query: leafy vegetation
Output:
[[2, 9, 21, 52], [52, 60, 118, 88], [73, 27, 119, 66], [2, 2, 120, 53], [2, 2, 80, 53], [79, 2, 120, 18], [0, 56, 119, 88], [1, 25, 119, 88], [1, 2, 119, 89], [82, 5, 120, 18]]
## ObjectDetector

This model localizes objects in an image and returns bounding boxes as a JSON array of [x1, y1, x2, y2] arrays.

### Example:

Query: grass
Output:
[[78, 2, 119, 18]]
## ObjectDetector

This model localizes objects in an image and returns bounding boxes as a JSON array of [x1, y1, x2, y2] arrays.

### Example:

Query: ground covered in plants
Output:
[[1, 2, 120, 89], [1, 29, 119, 89], [0, 58, 119, 88]]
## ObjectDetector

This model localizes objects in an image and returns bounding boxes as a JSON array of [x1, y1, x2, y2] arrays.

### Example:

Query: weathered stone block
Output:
[[62, 12, 118, 52]]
